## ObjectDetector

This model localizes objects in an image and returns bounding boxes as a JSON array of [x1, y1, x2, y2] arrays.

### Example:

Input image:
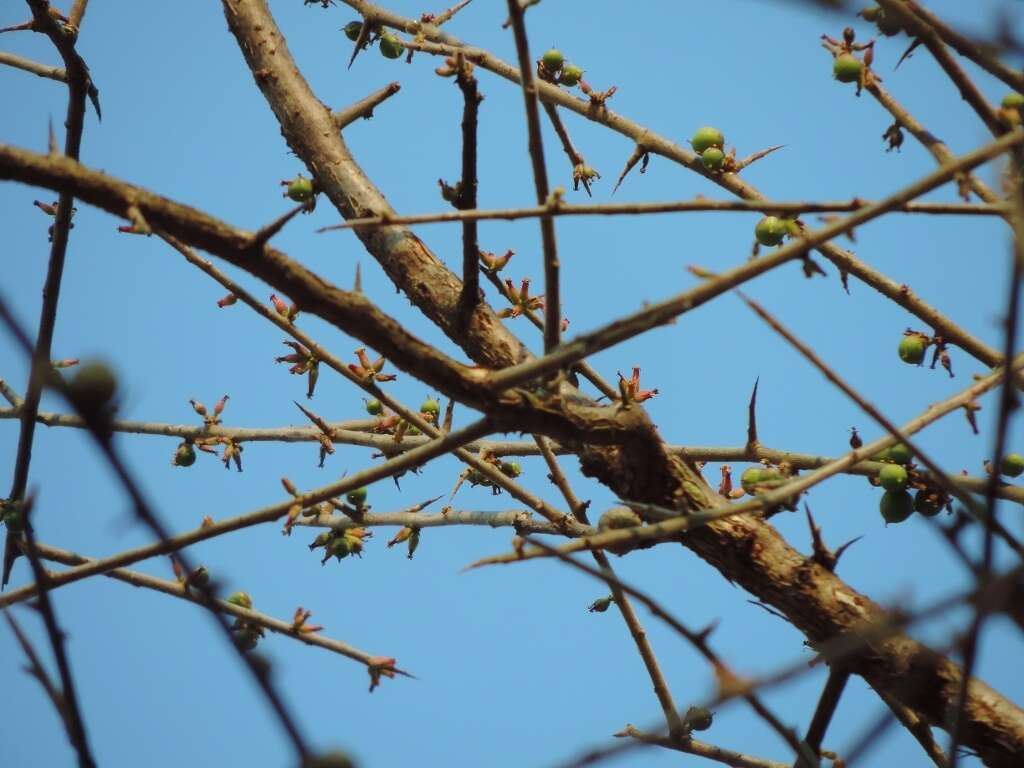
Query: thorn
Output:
[[250, 204, 306, 251], [746, 377, 760, 448], [47, 117, 58, 155], [353, 262, 363, 293], [612, 144, 648, 194], [896, 37, 923, 69]]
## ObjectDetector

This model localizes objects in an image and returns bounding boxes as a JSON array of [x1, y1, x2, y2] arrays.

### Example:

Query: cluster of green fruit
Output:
[[870, 444, 947, 524], [344, 21, 404, 59], [226, 592, 265, 651], [690, 126, 727, 172], [309, 519, 371, 564], [539, 48, 584, 87]]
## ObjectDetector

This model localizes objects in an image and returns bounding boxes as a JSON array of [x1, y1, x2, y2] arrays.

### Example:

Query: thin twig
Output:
[[0, 50, 65, 81], [331, 81, 401, 129], [622, 726, 789, 768], [486, 129, 1024, 393], [798, 668, 849, 766], [455, 60, 481, 320], [505, 0, 560, 352], [318, 198, 1004, 232], [30, 542, 410, 673]]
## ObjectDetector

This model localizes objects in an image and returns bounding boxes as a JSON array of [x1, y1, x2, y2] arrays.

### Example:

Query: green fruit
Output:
[[740, 467, 764, 493], [173, 442, 196, 467], [500, 461, 521, 478], [420, 397, 440, 416], [541, 48, 564, 72], [188, 566, 210, 588], [226, 591, 252, 609], [303, 751, 357, 768], [898, 335, 927, 365], [365, 398, 383, 416], [879, 490, 914, 524], [833, 54, 862, 84], [686, 706, 714, 731], [559, 63, 583, 87], [598, 506, 641, 531], [691, 126, 724, 154], [234, 626, 261, 651], [68, 361, 117, 414], [914, 489, 943, 517], [286, 176, 314, 202], [886, 443, 912, 465], [701, 147, 725, 171], [346, 487, 368, 507], [328, 536, 352, 560], [1003, 92, 1024, 109], [876, 12, 902, 36], [1000, 452, 1024, 478], [379, 32, 404, 59], [755, 216, 788, 246], [878, 463, 908, 491], [343, 21, 363, 41]]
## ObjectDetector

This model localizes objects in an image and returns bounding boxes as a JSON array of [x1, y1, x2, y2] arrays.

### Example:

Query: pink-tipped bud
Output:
[[213, 394, 229, 415], [189, 398, 207, 416], [51, 358, 80, 369], [217, 294, 238, 308], [270, 294, 290, 317]]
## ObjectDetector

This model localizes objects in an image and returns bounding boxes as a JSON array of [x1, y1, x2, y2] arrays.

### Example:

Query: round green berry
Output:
[[559, 64, 583, 87], [173, 441, 196, 468], [879, 489, 914, 524], [226, 591, 252, 609], [500, 461, 521, 478], [833, 54, 862, 84], [740, 467, 764, 494], [691, 126, 724, 154], [343, 21, 363, 41], [235, 628, 260, 651], [1003, 92, 1024, 110], [365, 398, 383, 416], [286, 176, 314, 202], [898, 335, 927, 365], [1000, 452, 1024, 478], [878, 463, 908, 492], [379, 32, 404, 59], [755, 216, 788, 247], [914, 489, 943, 517], [68, 361, 117, 415], [686, 706, 714, 731], [541, 48, 564, 72], [701, 147, 725, 171], [886, 443, 912, 465], [420, 397, 440, 417], [346, 487, 368, 507]]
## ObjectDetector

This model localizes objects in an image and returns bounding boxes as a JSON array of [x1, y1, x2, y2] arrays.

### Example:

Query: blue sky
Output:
[[1, 1, 1023, 766]]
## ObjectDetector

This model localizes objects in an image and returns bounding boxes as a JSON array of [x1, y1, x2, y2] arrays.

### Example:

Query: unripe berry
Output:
[[878, 463, 908, 492], [1002, 92, 1024, 109], [227, 591, 253, 609], [879, 489, 914, 524], [740, 467, 764, 494], [914, 489, 943, 517], [500, 461, 521, 478], [286, 176, 314, 202], [420, 397, 440, 417], [886, 443, 912, 465], [691, 126, 724, 154], [598, 506, 641, 531], [379, 32, 404, 60], [701, 147, 725, 171], [303, 751, 357, 768], [833, 53, 862, 83], [686, 706, 714, 731], [343, 21, 363, 41], [365, 398, 383, 416], [173, 441, 196, 468], [346, 487, 368, 507], [68, 361, 117, 415], [1000, 452, 1024, 478], [559, 63, 583, 87], [541, 48, 564, 72], [755, 216, 788, 247], [898, 335, 927, 365]]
